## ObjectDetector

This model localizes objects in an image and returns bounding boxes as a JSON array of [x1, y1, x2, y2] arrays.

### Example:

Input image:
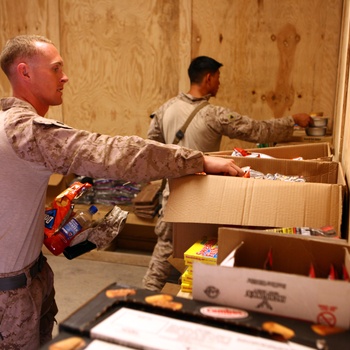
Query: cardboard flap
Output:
[[48, 173, 64, 186], [207, 142, 332, 161], [165, 175, 342, 232], [217, 227, 349, 278]]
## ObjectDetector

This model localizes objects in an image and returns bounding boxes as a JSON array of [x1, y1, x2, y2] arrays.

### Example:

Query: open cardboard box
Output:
[[208, 142, 333, 161], [192, 227, 350, 329], [164, 157, 347, 259]]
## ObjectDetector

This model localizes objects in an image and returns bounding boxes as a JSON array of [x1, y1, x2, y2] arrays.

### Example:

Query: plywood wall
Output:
[[191, 1, 343, 150], [0, 0, 343, 143], [0, 0, 62, 121]]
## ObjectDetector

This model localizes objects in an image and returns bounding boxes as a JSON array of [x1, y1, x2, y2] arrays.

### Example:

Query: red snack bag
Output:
[[44, 181, 92, 240], [233, 147, 252, 157]]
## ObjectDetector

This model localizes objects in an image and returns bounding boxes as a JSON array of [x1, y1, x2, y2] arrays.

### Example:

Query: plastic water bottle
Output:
[[45, 205, 98, 256]]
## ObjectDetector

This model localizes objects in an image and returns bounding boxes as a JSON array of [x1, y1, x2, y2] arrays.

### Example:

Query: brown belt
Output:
[[0, 252, 45, 291]]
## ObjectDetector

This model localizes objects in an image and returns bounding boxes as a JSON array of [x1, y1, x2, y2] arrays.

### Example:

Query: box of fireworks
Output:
[[46, 173, 76, 206], [207, 142, 332, 161], [46, 282, 350, 350], [164, 157, 347, 258], [192, 227, 350, 329]]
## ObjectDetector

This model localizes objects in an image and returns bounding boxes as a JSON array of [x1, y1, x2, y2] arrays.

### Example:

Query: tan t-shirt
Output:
[[148, 92, 295, 152]]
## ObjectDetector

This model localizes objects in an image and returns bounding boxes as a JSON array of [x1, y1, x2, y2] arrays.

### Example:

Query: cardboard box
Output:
[[192, 227, 350, 329], [164, 158, 347, 257], [208, 142, 333, 161]]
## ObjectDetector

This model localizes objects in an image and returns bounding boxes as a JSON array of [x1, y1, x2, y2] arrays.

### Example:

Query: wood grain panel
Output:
[[191, 0, 343, 150], [59, 0, 180, 137], [0, 0, 62, 121]]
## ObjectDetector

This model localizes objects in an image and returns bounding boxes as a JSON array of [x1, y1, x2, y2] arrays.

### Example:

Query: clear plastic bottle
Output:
[[45, 205, 98, 256]]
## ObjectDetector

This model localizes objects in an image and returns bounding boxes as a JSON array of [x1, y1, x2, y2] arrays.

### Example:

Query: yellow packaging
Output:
[[184, 237, 218, 266]]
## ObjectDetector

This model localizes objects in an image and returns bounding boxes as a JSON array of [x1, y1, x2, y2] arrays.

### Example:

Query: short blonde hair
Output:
[[0, 34, 53, 77]]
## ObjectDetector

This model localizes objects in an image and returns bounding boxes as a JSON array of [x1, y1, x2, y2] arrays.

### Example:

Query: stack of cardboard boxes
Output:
[[163, 142, 349, 329]]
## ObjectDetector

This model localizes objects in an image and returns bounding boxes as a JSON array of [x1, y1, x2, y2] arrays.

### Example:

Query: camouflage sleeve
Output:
[[8, 115, 204, 183], [147, 113, 166, 143], [207, 105, 295, 143], [147, 96, 178, 142]]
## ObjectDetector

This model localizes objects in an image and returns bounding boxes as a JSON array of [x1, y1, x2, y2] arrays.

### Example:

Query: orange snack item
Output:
[[44, 182, 92, 240]]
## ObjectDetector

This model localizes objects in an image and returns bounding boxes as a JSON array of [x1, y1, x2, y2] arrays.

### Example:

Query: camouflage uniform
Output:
[[142, 92, 296, 291], [0, 255, 57, 349], [0, 97, 204, 348]]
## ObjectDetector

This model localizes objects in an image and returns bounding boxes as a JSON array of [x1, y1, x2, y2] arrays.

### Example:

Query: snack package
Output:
[[266, 226, 337, 237], [44, 181, 92, 240], [44, 181, 129, 259], [184, 237, 218, 266]]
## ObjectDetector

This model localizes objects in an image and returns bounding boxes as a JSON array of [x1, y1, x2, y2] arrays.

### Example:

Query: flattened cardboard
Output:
[[192, 227, 350, 329]]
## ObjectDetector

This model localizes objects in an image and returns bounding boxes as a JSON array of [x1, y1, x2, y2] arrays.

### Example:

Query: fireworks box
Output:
[[41, 283, 350, 350], [192, 227, 350, 329]]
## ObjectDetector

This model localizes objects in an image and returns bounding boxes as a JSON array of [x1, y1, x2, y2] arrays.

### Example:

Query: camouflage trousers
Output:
[[0, 255, 58, 350], [142, 216, 174, 292]]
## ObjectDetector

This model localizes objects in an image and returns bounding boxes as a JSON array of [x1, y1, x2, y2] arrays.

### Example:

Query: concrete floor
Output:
[[46, 252, 150, 337]]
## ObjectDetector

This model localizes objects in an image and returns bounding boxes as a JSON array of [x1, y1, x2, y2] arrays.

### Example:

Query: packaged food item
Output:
[[231, 147, 273, 159], [184, 237, 218, 266], [45, 205, 98, 256], [266, 226, 337, 237], [240, 167, 305, 182], [44, 181, 92, 240], [182, 237, 218, 294]]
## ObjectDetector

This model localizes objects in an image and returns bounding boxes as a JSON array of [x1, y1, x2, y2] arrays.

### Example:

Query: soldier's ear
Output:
[[17, 63, 30, 79]]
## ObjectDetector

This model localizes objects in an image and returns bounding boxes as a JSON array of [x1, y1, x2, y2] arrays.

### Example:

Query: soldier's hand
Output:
[[292, 113, 312, 127], [203, 156, 244, 177]]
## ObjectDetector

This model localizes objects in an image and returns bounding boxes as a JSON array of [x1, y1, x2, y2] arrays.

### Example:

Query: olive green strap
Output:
[[172, 101, 209, 144]]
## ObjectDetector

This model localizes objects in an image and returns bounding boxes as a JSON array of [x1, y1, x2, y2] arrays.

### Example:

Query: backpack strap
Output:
[[172, 101, 209, 144]]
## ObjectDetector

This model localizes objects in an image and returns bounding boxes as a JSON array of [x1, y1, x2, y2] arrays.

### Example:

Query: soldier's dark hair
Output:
[[188, 56, 223, 84]]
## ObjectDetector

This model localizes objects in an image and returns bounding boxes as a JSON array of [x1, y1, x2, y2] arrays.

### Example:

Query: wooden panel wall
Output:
[[59, 0, 181, 136], [191, 0, 343, 150], [0, 0, 346, 168], [0, 0, 62, 121], [0, 0, 343, 143]]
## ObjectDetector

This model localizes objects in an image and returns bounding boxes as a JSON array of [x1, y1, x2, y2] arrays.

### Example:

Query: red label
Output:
[[200, 306, 249, 319]]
